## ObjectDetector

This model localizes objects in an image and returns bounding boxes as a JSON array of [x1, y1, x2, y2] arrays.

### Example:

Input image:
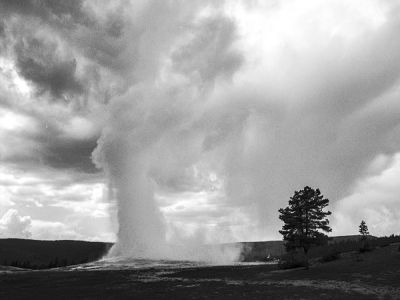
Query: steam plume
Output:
[[92, 1, 400, 259]]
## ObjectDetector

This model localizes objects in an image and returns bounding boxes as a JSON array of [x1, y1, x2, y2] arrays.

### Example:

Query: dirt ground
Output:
[[1, 244, 399, 299]]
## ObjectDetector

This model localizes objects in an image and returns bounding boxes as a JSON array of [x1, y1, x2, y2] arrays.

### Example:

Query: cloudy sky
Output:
[[0, 0, 400, 244]]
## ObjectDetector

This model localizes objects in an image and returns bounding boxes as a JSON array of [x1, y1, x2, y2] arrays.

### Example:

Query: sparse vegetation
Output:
[[278, 186, 332, 268], [319, 250, 341, 263], [359, 220, 369, 239], [358, 220, 373, 252], [359, 241, 374, 253], [278, 249, 309, 269], [278, 186, 332, 255]]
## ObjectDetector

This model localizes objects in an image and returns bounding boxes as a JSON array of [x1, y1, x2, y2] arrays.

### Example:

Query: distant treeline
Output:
[[308, 234, 400, 260], [237, 234, 400, 262], [0, 239, 113, 270], [5, 257, 89, 270]]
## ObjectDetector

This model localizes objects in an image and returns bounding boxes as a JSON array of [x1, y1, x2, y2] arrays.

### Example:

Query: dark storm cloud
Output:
[[0, 1, 138, 179], [0, 21, 5, 37], [33, 117, 100, 173], [0, 101, 99, 174], [40, 136, 99, 173], [0, 1, 122, 175], [14, 38, 84, 99], [0, 0, 129, 106], [1, 125, 99, 174], [0, 0, 89, 28]]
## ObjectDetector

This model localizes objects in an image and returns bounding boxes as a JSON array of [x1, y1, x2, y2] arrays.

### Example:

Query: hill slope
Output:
[[0, 239, 112, 269]]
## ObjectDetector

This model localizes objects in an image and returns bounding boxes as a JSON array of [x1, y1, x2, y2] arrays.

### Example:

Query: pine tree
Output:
[[278, 186, 332, 254], [359, 220, 369, 239]]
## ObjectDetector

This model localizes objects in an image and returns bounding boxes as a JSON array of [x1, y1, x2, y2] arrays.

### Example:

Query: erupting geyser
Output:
[[92, 0, 400, 260], [92, 85, 243, 261], [91, 72, 246, 260], [91, 3, 246, 261], [93, 108, 168, 258]]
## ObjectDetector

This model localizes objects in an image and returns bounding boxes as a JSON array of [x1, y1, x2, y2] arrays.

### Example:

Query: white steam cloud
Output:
[[90, 1, 400, 260], [92, 3, 244, 260]]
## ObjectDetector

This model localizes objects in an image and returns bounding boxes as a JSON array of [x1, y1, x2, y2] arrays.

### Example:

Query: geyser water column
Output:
[[111, 157, 167, 258], [93, 101, 169, 258]]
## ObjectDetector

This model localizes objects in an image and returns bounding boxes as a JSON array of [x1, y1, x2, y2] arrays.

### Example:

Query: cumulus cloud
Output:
[[0, 209, 32, 238], [30, 219, 83, 241], [0, 163, 115, 241]]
